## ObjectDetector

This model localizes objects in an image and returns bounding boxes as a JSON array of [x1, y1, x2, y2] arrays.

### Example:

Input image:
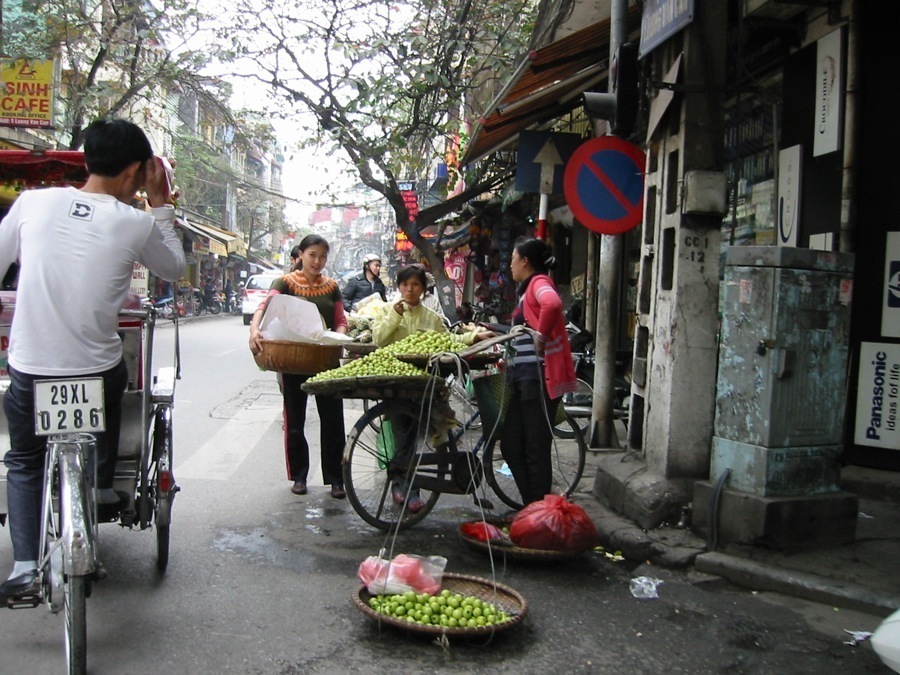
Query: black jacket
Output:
[[342, 273, 386, 310]]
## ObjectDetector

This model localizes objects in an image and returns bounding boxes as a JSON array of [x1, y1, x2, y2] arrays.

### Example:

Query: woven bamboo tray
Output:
[[253, 340, 343, 375], [395, 351, 502, 374], [301, 374, 445, 399], [353, 572, 527, 638], [343, 342, 378, 357], [458, 522, 589, 562]]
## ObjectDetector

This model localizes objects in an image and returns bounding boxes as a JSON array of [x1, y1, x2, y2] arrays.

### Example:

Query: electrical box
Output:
[[683, 171, 727, 217], [711, 246, 854, 495]]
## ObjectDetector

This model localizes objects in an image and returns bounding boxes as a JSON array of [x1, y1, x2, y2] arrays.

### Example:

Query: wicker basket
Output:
[[458, 522, 591, 562], [353, 572, 527, 638], [253, 340, 343, 375]]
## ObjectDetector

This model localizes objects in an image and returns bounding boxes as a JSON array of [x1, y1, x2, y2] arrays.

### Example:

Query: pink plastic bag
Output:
[[357, 553, 447, 595], [509, 494, 598, 551]]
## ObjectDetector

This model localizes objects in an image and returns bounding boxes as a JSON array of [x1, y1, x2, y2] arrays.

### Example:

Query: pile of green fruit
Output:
[[367, 589, 513, 628], [307, 349, 426, 383], [379, 330, 465, 356]]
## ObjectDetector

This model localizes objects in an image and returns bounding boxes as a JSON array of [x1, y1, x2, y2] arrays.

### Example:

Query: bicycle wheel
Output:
[[555, 378, 593, 439], [447, 375, 481, 430], [151, 407, 174, 572], [64, 574, 87, 675], [486, 412, 587, 510], [343, 400, 445, 531]]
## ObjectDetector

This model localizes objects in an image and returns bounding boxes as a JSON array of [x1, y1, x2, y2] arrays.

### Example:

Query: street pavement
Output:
[[1, 313, 894, 672], [570, 448, 900, 619]]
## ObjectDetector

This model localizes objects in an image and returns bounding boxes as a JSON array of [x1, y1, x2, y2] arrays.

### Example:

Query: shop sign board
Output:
[[398, 181, 418, 222], [813, 29, 844, 157], [882, 232, 900, 338], [639, 0, 695, 59], [130, 262, 149, 296], [515, 131, 582, 195], [563, 136, 645, 235], [777, 145, 801, 247], [0, 326, 9, 378], [854, 342, 900, 451], [0, 58, 55, 128]]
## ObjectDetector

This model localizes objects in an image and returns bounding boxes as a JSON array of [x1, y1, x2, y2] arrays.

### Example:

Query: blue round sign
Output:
[[563, 137, 646, 235]]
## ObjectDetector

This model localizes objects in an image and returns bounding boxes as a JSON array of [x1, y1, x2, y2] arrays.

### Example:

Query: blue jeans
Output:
[[3, 361, 128, 561]]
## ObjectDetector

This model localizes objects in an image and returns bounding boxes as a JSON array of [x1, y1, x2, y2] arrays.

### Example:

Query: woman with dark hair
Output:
[[249, 234, 349, 499], [502, 237, 577, 505], [372, 264, 492, 510]]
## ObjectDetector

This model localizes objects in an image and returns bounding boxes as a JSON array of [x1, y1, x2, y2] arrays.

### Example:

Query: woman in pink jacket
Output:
[[502, 237, 578, 505]]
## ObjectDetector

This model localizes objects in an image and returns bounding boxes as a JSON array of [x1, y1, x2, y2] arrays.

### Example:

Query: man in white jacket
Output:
[[0, 118, 185, 601]]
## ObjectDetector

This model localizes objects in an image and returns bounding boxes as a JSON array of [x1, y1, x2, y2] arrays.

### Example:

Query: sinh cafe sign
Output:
[[855, 342, 900, 450]]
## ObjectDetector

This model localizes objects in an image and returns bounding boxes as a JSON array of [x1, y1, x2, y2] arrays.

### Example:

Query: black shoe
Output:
[[330, 484, 346, 499], [0, 570, 39, 602], [96, 490, 129, 523], [290, 481, 307, 495]]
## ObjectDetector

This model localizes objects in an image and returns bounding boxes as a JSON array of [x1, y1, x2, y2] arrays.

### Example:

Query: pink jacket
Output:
[[521, 274, 577, 399]]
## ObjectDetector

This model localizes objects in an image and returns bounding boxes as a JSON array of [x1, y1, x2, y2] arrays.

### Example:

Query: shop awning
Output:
[[190, 221, 247, 257], [177, 219, 226, 256], [177, 218, 246, 257], [0, 150, 87, 204], [461, 7, 641, 167]]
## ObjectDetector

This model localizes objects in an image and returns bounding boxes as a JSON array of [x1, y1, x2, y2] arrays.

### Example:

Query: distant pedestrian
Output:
[[342, 253, 386, 310]]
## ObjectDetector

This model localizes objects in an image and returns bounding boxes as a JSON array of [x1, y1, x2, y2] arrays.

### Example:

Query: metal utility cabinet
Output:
[[712, 246, 854, 495]]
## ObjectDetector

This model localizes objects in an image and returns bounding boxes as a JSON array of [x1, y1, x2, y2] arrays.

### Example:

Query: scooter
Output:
[[227, 291, 242, 315]]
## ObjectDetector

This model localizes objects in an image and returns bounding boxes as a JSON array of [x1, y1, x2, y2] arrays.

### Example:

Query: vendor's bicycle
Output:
[[338, 332, 587, 531]]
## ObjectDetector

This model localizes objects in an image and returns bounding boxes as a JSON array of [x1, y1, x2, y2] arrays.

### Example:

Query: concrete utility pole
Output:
[[589, 0, 627, 448]]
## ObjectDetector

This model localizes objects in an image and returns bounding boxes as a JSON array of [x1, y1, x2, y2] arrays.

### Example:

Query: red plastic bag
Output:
[[357, 553, 447, 595], [460, 521, 505, 542], [508, 495, 598, 551]]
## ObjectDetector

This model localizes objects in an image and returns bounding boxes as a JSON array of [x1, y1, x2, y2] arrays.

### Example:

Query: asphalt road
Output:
[[0, 316, 890, 673]]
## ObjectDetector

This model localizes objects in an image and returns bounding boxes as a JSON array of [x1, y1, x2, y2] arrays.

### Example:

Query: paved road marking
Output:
[[176, 403, 281, 480]]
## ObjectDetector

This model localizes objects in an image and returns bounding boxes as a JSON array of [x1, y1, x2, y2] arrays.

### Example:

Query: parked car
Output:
[[241, 273, 281, 325]]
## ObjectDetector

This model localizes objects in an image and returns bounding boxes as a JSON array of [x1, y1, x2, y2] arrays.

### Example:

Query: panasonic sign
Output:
[[855, 342, 900, 450]]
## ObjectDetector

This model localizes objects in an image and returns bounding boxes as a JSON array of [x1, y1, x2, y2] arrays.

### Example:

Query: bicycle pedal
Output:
[[5, 592, 43, 609], [473, 496, 494, 510]]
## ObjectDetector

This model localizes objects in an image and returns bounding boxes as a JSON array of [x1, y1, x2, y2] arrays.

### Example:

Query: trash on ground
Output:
[[630, 576, 663, 599], [843, 629, 873, 646]]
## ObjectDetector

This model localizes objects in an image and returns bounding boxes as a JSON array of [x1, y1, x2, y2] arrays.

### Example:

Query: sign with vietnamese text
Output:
[[1, 58, 55, 128], [854, 342, 900, 451], [640, 0, 695, 59], [398, 181, 418, 222]]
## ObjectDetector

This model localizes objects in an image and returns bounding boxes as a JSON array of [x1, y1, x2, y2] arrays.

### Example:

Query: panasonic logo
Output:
[[866, 351, 899, 440]]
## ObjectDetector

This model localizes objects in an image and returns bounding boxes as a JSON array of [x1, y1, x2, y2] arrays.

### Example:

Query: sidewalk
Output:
[[571, 452, 900, 618]]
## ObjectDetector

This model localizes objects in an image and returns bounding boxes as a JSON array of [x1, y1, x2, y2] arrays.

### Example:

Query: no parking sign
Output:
[[563, 137, 646, 235]]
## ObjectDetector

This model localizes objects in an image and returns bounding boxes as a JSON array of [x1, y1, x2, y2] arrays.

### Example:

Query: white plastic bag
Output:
[[357, 552, 448, 595]]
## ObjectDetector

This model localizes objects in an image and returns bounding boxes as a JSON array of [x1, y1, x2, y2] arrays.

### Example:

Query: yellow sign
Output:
[[1, 58, 55, 128]]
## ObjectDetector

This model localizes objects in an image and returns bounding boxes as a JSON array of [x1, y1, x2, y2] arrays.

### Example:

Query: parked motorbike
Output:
[[205, 293, 223, 315], [227, 291, 242, 315], [153, 296, 180, 319]]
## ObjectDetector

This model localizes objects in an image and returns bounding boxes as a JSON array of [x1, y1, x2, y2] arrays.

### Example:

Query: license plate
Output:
[[34, 378, 105, 436]]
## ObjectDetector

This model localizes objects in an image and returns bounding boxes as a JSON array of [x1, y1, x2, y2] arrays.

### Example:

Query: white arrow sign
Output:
[[534, 138, 563, 194]]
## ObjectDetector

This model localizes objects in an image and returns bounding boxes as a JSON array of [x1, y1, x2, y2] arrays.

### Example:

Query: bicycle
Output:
[[1, 303, 180, 672], [326, 330, 587, 531]]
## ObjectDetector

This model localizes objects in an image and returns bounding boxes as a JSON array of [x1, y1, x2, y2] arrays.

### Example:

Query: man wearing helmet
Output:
[[342, 253, 387, 310]]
